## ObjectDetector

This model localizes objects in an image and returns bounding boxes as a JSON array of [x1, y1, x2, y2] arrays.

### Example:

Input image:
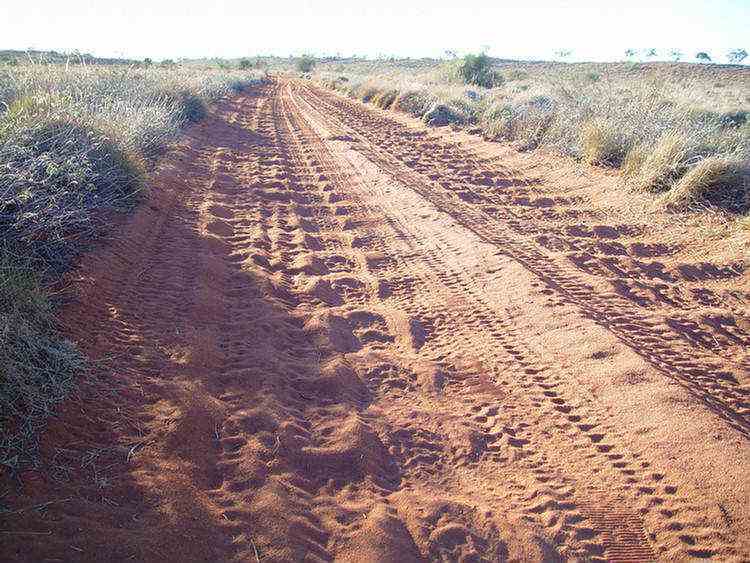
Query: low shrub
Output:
[[0, 118, 144, 267], [393, 90, 433, 117], [455, 53, 502, 88], [719, 110, 748, 129], [423, 98, 476, 126], [177, 91, 207, 122], [423, 103, 460, 126], [297, 54, 316, 73]]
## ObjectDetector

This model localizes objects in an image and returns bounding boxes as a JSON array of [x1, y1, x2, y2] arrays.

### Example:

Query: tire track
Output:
[[283, 80, 745, 560], [293, 82, 750, 436], [5, 79, 747, 562]]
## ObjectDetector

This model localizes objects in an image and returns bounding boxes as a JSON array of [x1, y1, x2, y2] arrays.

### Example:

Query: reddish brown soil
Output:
[[1, 80, 748, 562]]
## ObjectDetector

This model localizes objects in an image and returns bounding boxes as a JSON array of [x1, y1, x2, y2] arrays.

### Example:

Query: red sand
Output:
[[1, 80, 748, 562]]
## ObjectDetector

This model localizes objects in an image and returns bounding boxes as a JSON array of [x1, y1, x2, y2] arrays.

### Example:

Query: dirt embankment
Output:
[[1, 80, 748, 562]]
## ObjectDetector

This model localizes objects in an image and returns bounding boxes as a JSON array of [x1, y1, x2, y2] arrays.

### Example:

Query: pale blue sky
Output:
[[3, 0, 748, 62]]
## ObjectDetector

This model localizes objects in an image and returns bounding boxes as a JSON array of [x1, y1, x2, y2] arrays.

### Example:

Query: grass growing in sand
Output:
[[0, 62, 262, 471], [313, 56, 750, 219]]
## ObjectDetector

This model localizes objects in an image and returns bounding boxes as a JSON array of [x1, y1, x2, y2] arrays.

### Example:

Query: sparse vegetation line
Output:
[[313, 54, 749, 218], [0, 62, 263, 472]]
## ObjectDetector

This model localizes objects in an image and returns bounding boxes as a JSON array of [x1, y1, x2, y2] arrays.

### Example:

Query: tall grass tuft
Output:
[[663, 157, 748, 211], [580, 118, 627, 165], [631, 133, 692, 192]]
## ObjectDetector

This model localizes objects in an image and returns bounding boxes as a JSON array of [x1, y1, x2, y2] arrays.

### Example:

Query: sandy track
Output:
[[2, 80, 748, 562]]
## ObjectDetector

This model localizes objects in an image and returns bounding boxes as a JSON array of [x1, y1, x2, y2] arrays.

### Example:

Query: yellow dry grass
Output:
[[663, 157, 746, 209], [631, 133, 690, 192]]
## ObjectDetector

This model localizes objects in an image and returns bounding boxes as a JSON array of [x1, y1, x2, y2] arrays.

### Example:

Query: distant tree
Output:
[[444, 50, 458, 60], [160, 58, 176, 67], [727, 48, 748, 64], [238, 58, 253, 69], [555, 49, 572, 60], [695, 52, 712, 62], [624, 49, 637, 60], [668, 49, 682, 62], [296, 54, 316, 73], [645, 48, 658, 59], [143, 57, 153, 66]]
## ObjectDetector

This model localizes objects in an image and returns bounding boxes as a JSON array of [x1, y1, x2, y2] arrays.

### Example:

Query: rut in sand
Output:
[[2, 79, 748, 562]]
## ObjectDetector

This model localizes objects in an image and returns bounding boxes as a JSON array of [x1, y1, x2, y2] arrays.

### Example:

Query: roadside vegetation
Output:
[[314, 55, 750, 219], [297, 54, 316, 74], [0, 61, 261, 471]]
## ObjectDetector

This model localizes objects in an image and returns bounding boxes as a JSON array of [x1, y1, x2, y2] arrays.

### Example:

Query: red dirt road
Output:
[[2, 80, 748, 561]]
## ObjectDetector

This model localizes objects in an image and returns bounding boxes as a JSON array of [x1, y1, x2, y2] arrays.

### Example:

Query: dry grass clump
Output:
[[423, 98, 477, 126], [621, 144, 648, 180], [580, 118, 627, 165], [372, 89, 398, 109], [393, 90, 434, 117], [1, 118, 145, 263], [0, 63, 262, 471], [662, 157, 748, 211], [1, 65, 261, 265], [629, 133, 693, 192], [0, 248, 84, 470], [359, 85, 381, 103]]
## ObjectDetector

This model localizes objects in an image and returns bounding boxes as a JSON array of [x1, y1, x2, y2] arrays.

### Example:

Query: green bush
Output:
[[297, 54, 316, 73], [456, 53, 501, 88]]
